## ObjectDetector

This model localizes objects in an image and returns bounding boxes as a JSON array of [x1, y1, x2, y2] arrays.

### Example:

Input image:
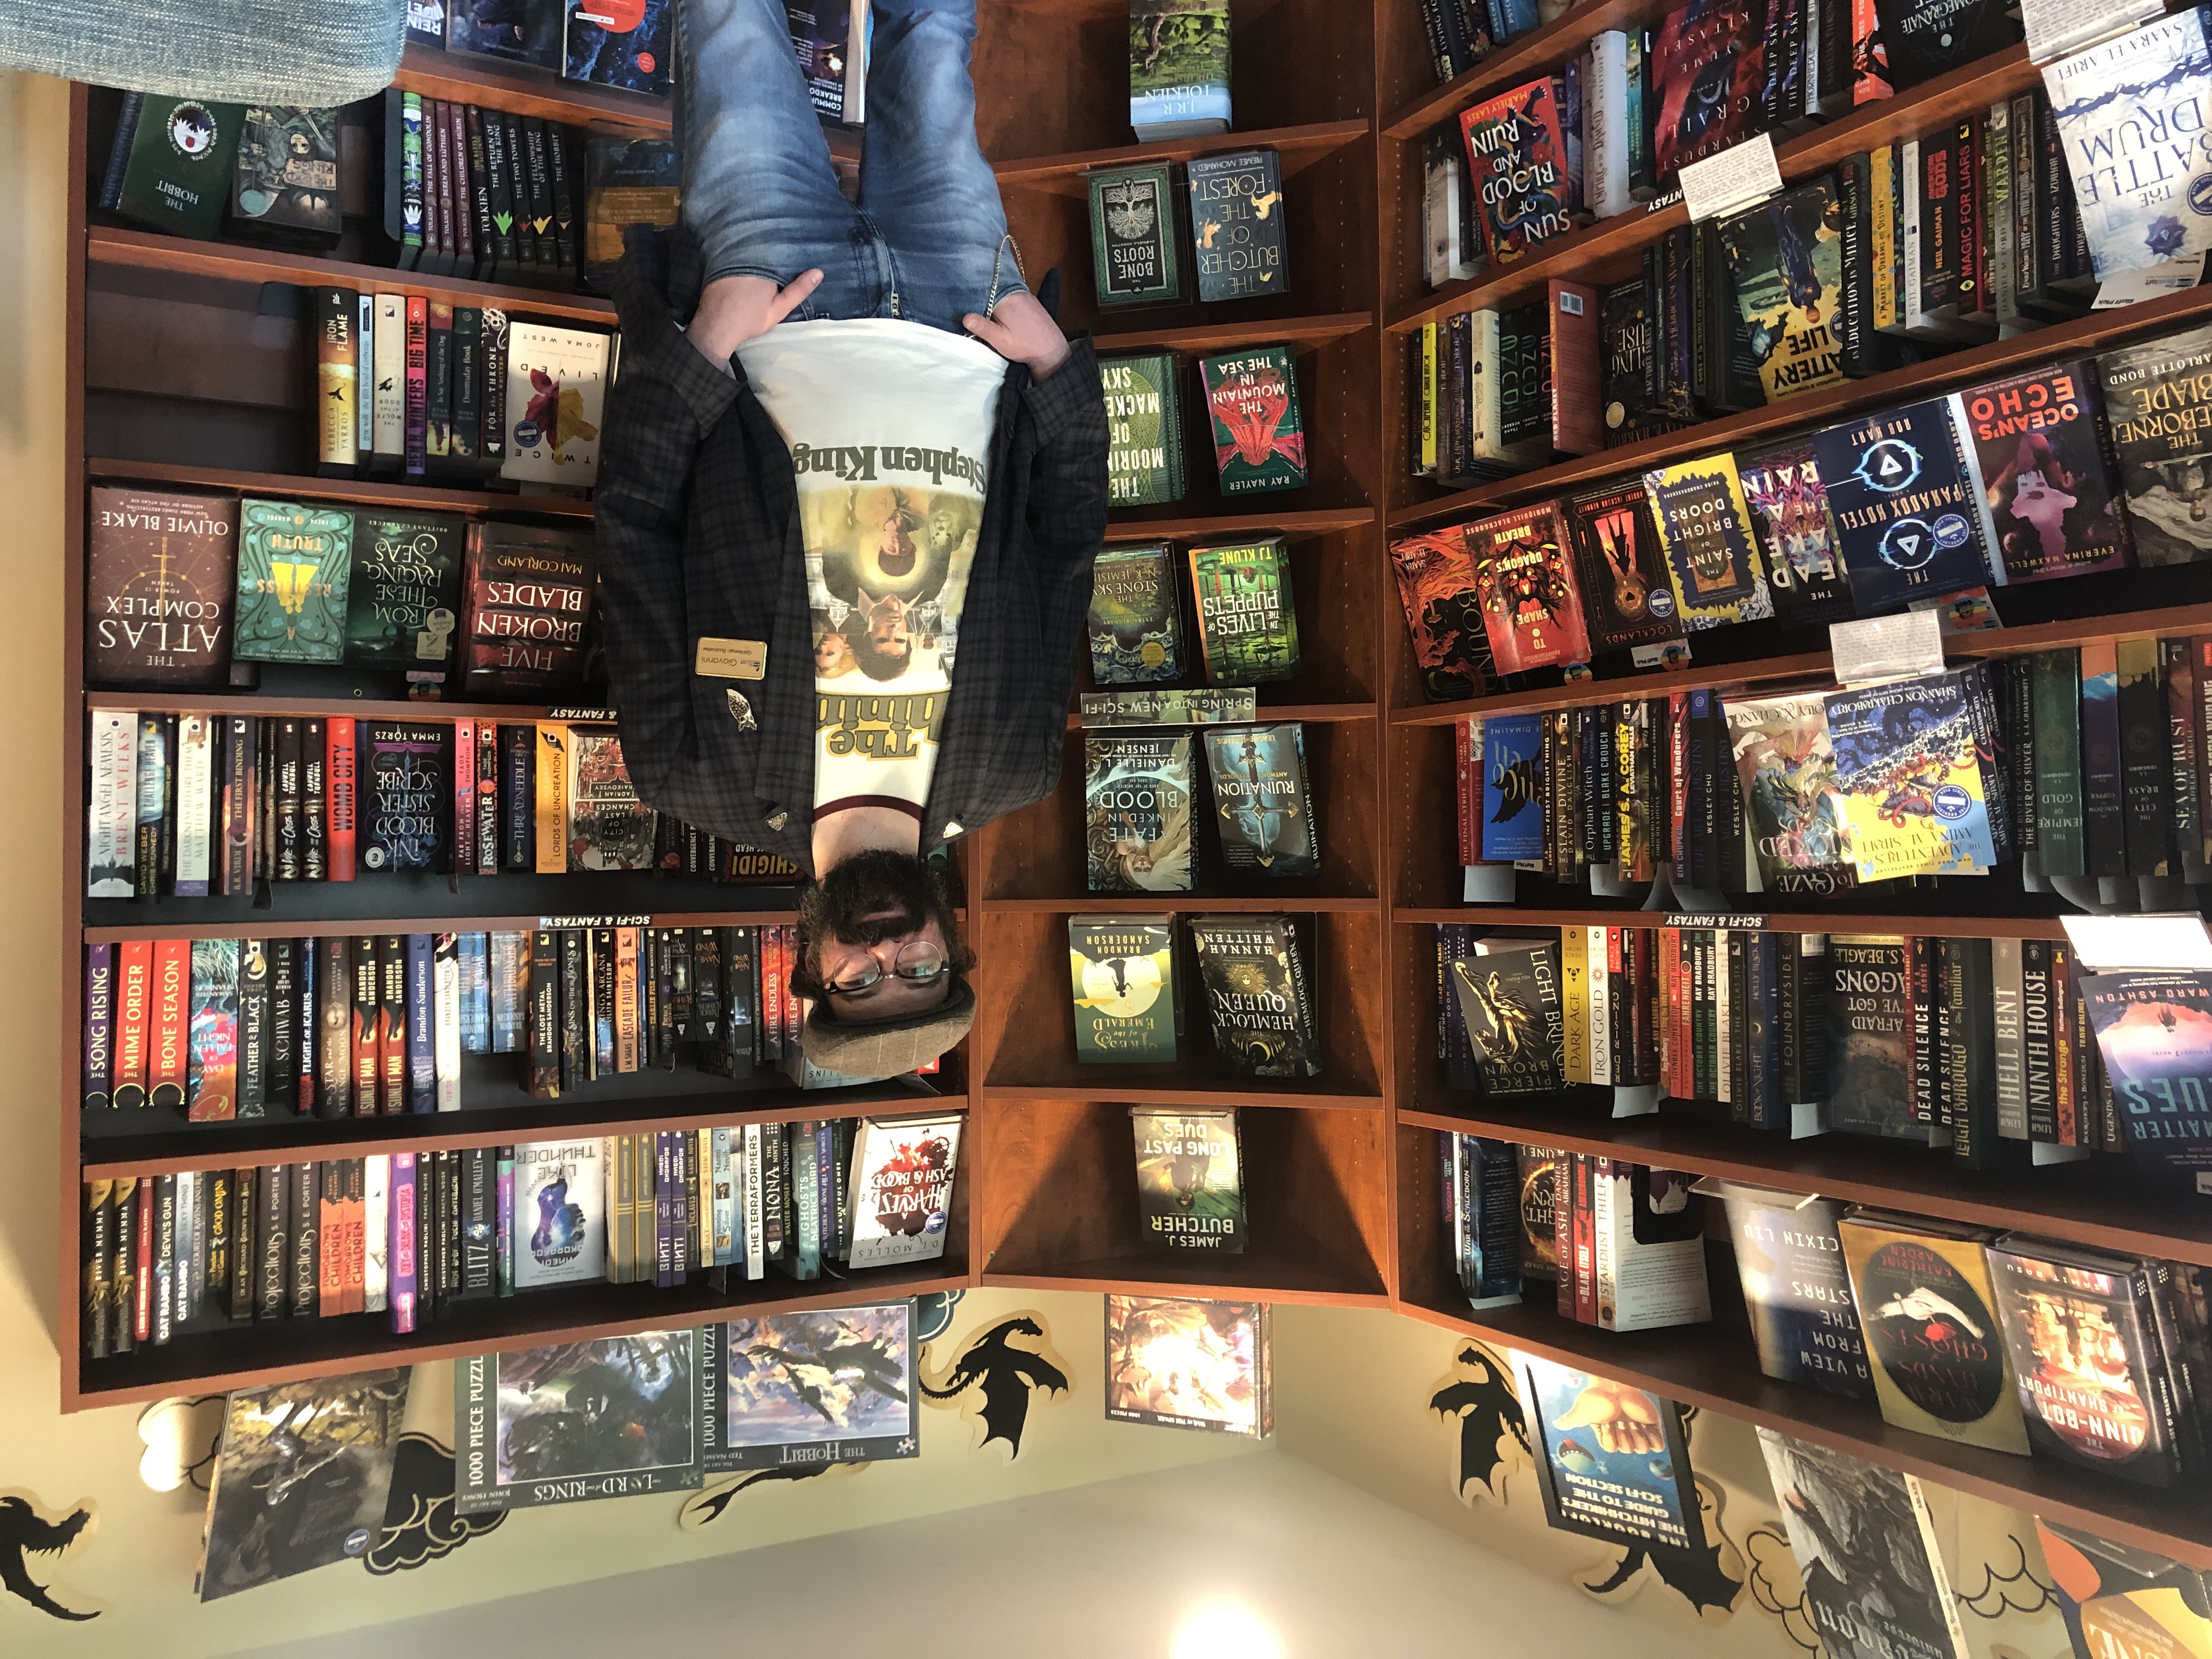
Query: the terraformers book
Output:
[[1188, 539, 1300, 682], [1185, 149, 1288, 303], [1641, 452, 1775, 630], [565, 726, 655, 871], [1069, 915, 1177, 1063], [196, 1369, 410, 1600], [2098, 323, 2212, 566], [1105, 1294, 1271, 1436], [700, 1304, 919, 1472], [511, 1141, 603, 1288], [1199, 348, 1307, 494], [1084, 732, 1195, 893], [1959, 359, 2134, 583], [234, 499, 354, 664], [1451, 937, 1564, 1096], [1717, 177, 1847, 404], [1100, 354, 1186, 506], [1201, 722, 1319, 877], [1814, 396, 2003, 612], [1822, 672, 1996, 881], [1189, 913, 1322, 1077], [1481, 711, 1544, 864], [2080, 969, 2212, 1177], [1519, 1355, 1703, 1552], [1088, 542, 1184, 684], [1457, 77, 1575, 266], [1561, 480, 1683, 652], [1735, 439, 1854, 627], [1128, 1, 1231, 139], [456, 1331, 704, 1512], [846, 1112, 962, 1267], [1386, 525, 1495, 700], [1711, 1181, 1876, 1400], [1826, 935, 1918, 1139], [87, 488, 236, 687], [1090, 165, 1186, 308], [1130, 1107, 1246, 1253], [1464, 501, 1593, 674], [1838, 1208, 2032, 1454], [1725, 692, 1855, 893]]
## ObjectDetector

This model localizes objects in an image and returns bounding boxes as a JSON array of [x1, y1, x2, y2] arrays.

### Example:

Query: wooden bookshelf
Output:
[[990, 117, 1370, 195], [85, 458, 596, 519], [1092, 311, 1372, 354], [392, 41, 676, 134]]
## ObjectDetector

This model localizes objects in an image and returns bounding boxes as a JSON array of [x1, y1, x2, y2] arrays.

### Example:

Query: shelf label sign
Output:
[[1830, 610, 1945, 686], [2061, 915, 2212, 973], [1677, 133, 1782, 224], [538, 915, 655, 930]]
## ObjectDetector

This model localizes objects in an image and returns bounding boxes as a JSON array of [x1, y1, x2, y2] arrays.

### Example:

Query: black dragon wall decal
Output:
[[0, 1493, 98, 1621], [917, 1312, 1070, 1460]]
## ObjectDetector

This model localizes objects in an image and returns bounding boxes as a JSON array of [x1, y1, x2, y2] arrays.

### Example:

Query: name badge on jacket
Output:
[[695, 637, 767, 679]]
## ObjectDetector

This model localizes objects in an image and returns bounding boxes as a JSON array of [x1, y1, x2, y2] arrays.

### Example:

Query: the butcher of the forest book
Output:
[[344, 512, 465, 671], [846, 1113, 962, 1267], [1838, 1208, 2032, 1454], [1387, 526, 1494, 701], [1105, 1295, 1272, 1437], [1084, 732, 1195, 893], [233, 499, 354, 664], [699, 1305, 919, 1473], [1452, 937, 1564, 1096], [1131, 1107, 1246, 1254], [1717, 177, 1847, 404], [1641, 453, 1775, 630], [1712, 1181, 1876, 1400], [1090, 163, 1187, 308], [1458, 77, 1575, 267], [1100, 352, 1186, 506], [1959, 359, 2132, 583], [1561, 481, 1683, 653], [1188, 539, 1300, 684], [1069, 915, 1177, 1063], [1088, 541, 1184, 684], [1189, 913, 1322, 1079], [1184, 149, 1285, 303], [1735, 439, 1854, 628], [86, 488, 236, 687], [1199, 347, 1307, 495], [1520, 1353, 1704, 1552], [2099, 324, 2212, 567], [1463, 501, 1593, 674], [1813, 396, 2001, 612], [1128, 2, 1231, 139], [2079, 969, 2212, 1178], [1201, 722, 1319, 878]]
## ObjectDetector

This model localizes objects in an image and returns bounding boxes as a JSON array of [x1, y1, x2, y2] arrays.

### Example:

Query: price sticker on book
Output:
[[2061, 914, 2212, 973], [1676, 133, 1783, 224], [1828, 610, 1944, 685]]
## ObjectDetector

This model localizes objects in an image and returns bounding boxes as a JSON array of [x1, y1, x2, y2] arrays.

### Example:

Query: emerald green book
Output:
[[1188, 538, 1299, 685], [1070, 915, 1178, 1062], [1101, 353, 1185, 506], [1088, 163, 1186, 307], [2031, 647, 2085, 878], [345, 513, 465, 671], [1199, 346, 1309, 495], [233, 499, 354, 664], [111, 95, 247, 240]]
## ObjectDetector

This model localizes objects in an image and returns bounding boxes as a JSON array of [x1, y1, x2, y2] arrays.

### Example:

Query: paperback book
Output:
[[1188, 539, 1300, 684], [2100, 324, 2212, 566], [1724, 692, 1854, 893], [1824, 672, 1996, 880], [1641, 453, 1776, 630], [1084, 732, 1195, 893], [1100, 354, 1185, 507], [1464, 502, 1592, 673], [1189, 914, 1321, 1079], [847, 1112, 962, 1267], [1201, 723, 1319, 878], [1088, 542, 1183, 684], [511, 1141, 603, 1288], [1520, 1355, 1703, 1551], [1386, 526, 1495, 700], [1814, 396, 2002, 612], [1199, 347, 1307, 494], [1717, 177, 1846, 404], [2079, 969, 2212, 1177]]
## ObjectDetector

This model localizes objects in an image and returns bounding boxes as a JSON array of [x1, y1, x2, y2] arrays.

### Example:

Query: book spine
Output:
[[534, 723, 567, 873], [82, 944, 114, 1111], [501, 725, 533, 868], [558, 929, 585, 1093], [289, 1160, 318, 1317], [351, 935, 380, 1116], [253, 1165, 284, 1322], [1553, 1154, 1573, 1318], [316, 936, 349, 1118], [496, 1148, 514, 1296], [434, 933, 461, 1111], [451, 717, 475, 876], [390, 1153, 416, 1331], [464, 107, 494, 280], [404, 933, 435, 1112], [743, 1121, 765, 1279], [380, 935, 409, 1116], [315, 288, 358, 477], [363, 1155, 388, 1314]]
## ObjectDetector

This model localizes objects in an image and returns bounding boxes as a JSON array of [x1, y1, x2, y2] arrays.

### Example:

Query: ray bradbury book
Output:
[[1130, 1107, 1246, 1253], [1520, 1354, 1703, 1551], [2080, 969, 2212, 1178]]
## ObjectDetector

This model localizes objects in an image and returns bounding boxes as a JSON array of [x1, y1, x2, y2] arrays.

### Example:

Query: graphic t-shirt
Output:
[[736, 320, 1005, 821]]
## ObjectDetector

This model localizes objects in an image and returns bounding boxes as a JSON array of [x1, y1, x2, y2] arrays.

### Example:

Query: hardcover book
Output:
[[1717, 177, 1847, 403], [1451, 938, 1564, 1096], [1481, 711, 1543, 864], [1520, 1355, 1703, 1551], [2080, 969, 2212, 1177], [461, 522, 596, 693], [110, 95, 246, 239], [1458, 77, 1575, 265], [1814, 396, 2002, 611], [563, 0, 673, 95], [1128, 2, 1232, 139], [230, 106, 341, 247], [361, 723, 452, 873], [1101, 352, 1184, 506], [1714, 1181, 1876, 1399], [1185, 148, 1287, 303], [1463, 501, 1593, 673], [1090, 163, 1187, 307], [566, 726, 655, 871], [233, 499, 353, 664], [1105, 1295, 1271, 1436], [511, 1140, 604, 1288], [1069, 915, 1178, 1063], [846, 1112, 962, 1266], [1827, 935, 1917, 1139], [86, 488, 235, 687], [449, 0, 563, 66], [1876, 0, 2018, 88], [1725, 692, 1854, 893], [455, 1331, 703, 1512], [1647, 0, 1763, 187], [1130, 1108, 1245, 1253], [1735, 438, 1854, 627], [1960, 359, 2132, 582], [1199, 347, 1307, 494], [1599, 270, 1666, 448], [343, 512, 464, 670], [1641, 452, 1775, 630], [2099, 324, 2212, 567], [1084, 732, 1195, 893], [1825, 672, 1997, 880], [700, 1305, 918, 1471], [1201, 722, 1319, 877], [1190, 913, 1322, 1078], [1088, 542, 1184, 684], [1561, 481, 1682, 651], [1386, 526, 1496, 700], [1188, 539, 1299, 683], [500, 323, 609, 485]]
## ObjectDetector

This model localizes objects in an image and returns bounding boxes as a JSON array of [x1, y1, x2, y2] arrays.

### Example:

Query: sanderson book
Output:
[[1190, 914, 1322, 1079], [1088, 542, 1184, 684], [1520, 1355, 1703, 1552], [1199, 347, 1307, 494], [1464, 501, 1593, 674], [234, 499, 353, 664], [1458, 77, 1575, 266], [1813, 396, 2002, 613], [1561, 481, 1683, 651], [1735, 439, 1854, 627], [344, 511, 464, 671], [1189, 539, 1300, 682], [1713, 1182, 1876, 1400], [1452, 938, 1564, 1096], [1131, 1107, 1246, 1253], [1717, 177, 1847, 404], [86, 488, 236, 687], [701, 1305, 918, 1472], [1960, 359, 2133, 583], [2079, 969, 2212, 1177], [1641, 453, 1776, 630], [1201, 722, 1319, 878], [1085, 732, 1195, 893], [1069, 915, 1177, 1063], [1724, 692, 1855, 893], [2098, 324, 2212, 566], [1386, 526, 1496, 700], [1823, 671, 1997, 880], [1090, 163, 1187, 307], [1101, 353, 1186, 506]]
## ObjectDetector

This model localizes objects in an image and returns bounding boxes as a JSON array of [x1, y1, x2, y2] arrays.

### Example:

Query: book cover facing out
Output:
[[2079, 969, 2212, 1178], [1463, 501, 1593, 674], [1386, 526, 1496, 700], [1202, 722, 1319, 878], [1561, 481, 1683, 652], [1188, 539, 1300, 684], [234, 499, 353, 664], [1068, 915, 1177, 1063], [1520, 1354, 1703, 1551], [1647, 0, 1763, 187], [1959, 359, 2132, 583], [1128, 3, 1231, 135], [1084, 732, 1195, 893], [1184, 149, 1286, 302], [86, 488, 236, 687], [1724, 692, 1855, 894], [1087, 542, 1183, 684], [2098, 323, 2212, 567], [1641, 453, 1774, 630], [1190, 913, 1321, 1079], [1090, 163, 1186, 307], [1458, 77, 1575, 266], [1735, 439, 1854, 627], [1714, 1182, 1876, 1400], [1199, 347, 1307, 494], [1100, 352, 1184, 507], [1813, 396, 1999, 612], [1717, 177, 1847, 404], [1130, 1108, 1246, 1254], [1823, 672, 1996, 880], [1105, 1295, 1271, 1437], [1452, 940, 1563, 1096]]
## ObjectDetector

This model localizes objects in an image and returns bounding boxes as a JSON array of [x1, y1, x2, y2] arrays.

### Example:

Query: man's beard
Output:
[[798, 848, 951, 972]]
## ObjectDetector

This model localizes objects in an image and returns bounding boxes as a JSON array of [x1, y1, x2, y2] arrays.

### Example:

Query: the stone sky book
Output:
[[1088, 542, 1184, 684], [1185, 149, 1286, 302], [1090, 162, 1187, 307]]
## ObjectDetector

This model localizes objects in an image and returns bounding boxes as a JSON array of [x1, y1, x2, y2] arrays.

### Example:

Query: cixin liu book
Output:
[[1813, 396, 2001, 613], [1189, 913, 1322, 1079], [1711, 1181, 1876, 1400], [1716, 177, 1847, 404], [1088, 542, 1183, 684], [1199, 347, 1307, 494], [2079, 969, 2212, 1178], [1105, 1295, 1271, 1437], [1724, 692, 1855, 893], [1099, 353, 1185, 506], [1089, 163, 1186, 307], [1069, 915, 1177, 1063], [86, 488, 236, 687], [233, 499, 353, 664], [2098, 323, 2212, 567], [1130, 1108, 1246, 1254], [1084, 732, 1195, 893], [1201, 722, 1319, 878], [1184, 149, 1288, 303], [1463, 501, 1593, 674], [1458, 78, 1575, 266], [1641, 452, 1775, 630], [1959, 359, 2132, 583], [1561, 481, 1683, 653], [1838, 1208, 2032, 1454], [1822, 672, 1996, 880], [1386, 526, 1496, 700], [1189, 539, 1300, 684], [1520, 1355, 1704, 1552]]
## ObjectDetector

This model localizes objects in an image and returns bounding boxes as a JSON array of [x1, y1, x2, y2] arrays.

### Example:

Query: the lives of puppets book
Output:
[[1089, 163, 1187, 308], [2098, 322, 2212, 567], [1723, 692, 1855, 893], [1088, 542, 1184, 684], [1201, 722, 1319, 878], [1101, 352, 1186, 506], [1386, 526, 1496, 700], [1959, 359, 2133, 583], [1130, 1107, 1246, 1254], [1457, 77, 1575, 266], [1647, 0, 1763, 187], [1822, 672, 1996, 880], [1812, 396, 2002, 612], [1640, 453, 1776, 630], [1520, 1355, 1705, 1552], [1199, 347, 1307, 494], [1084, 732, 1195, 893], [1185, 149, 1288, 303], [2079, 969, 2212, 1178], [1711, 1181, 1876, 1401], [1462, 501, 1593, 674], [1069, 915, 1178, 1063], [1735, 439, 1854, 628], [1561, 481, 1683, 652], [1188, 539, 1300, 683], [1716, 177, 1847, 404]]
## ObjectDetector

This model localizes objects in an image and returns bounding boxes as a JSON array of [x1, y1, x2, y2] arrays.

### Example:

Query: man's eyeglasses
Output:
[[821, 938, 948, 995]]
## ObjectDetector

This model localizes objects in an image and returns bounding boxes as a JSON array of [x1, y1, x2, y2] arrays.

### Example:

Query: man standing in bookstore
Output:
[[595, 0, 1108, 1073]]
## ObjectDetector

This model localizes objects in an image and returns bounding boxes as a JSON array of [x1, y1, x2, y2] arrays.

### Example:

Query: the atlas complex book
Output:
[[2100, 324, 2212, 567], [1201, 723, 1318, 878], [1717, 177, 1846, 404], [1184, 149, 1287, 303], [1069, 915, 1177, 1062], [1188, 539, 1300, 683], [1088, 542, 1183, 683], [1189, 914, 1321, 1077], [343, 512, 464, 672], [847, 1111, 962, 1266], [1451, 938, 1564, 1096], [233, 499, 353, 664], [1458, 78, 1574, 266], [2079, 969, 2212, 1178], [1199, 347, 1307, 494], [1128, 2, 1231, 139], [700, 1304, 918, 1471], [1105, 1294, 1271, 1436], [456, 1330, 704, 1512], [1520, 1355, 1703, 1552], [86, 488, 236, 687], [1960, 359, 2132, 582], [1131, 1108, 1246, 1253], [1090, 163, 1186, 307], [1085, 732, 1195, 893], [1464, 501, 1592, 673], [1100, 353, 1185, 506], [1712, 1181, 1875, 1400]]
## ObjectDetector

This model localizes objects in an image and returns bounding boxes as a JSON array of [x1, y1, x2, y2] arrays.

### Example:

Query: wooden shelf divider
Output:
[[1390, 905, 2077, 939], [1092, 311, 1372, 354], [392, 41, 675, 133], [1105, 505, 1374, 543], [993, 119, 1369, 196], [86, 457, 595, 518]]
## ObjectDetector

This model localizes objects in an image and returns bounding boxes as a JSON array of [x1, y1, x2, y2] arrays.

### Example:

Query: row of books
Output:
[[1086, 150, 1289, 308], [1084, 723, 1317, 893], [1070, 913, 1321, 1078], [407, 0, 672, 97], [1101, 348, 1309, 505], [78, 923, 823, 1123], [84, 710, 797, 898], [1087, 537, 1302, 686], [80, 1109, 958, 1356]]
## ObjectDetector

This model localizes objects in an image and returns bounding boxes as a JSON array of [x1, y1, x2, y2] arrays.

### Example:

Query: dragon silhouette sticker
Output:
[[1429, 1340, 1531, 1504], [0, 1492, 98, 1622], [363, 1434, 504, 1575], [918, 1311, 1071, 1460]]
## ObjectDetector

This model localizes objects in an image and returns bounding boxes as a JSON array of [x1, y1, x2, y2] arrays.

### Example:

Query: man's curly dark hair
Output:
[[791, 847, 975, 1008]]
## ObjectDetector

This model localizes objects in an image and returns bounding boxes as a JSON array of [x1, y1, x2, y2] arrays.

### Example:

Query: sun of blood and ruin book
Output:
[[2099, 323, 2212, 567], [1387, 526, 1495, 701], [1452, 938, 1564, 1096], [1190, 913, 1322, 1078], [1826, 936, 1916, 1139], [1188, 538, 1300, 684], [1838, 1208, 2032, 1453], [2080, 969, 2212, 1178], [566, 725, 656, 871], [1725, 692, 1855, 893], [1735, 438, 1854, 627], [1201, 722, 1319, 878], [700, 1305, 918, 1472], [107, 95, 246, 239], [500, 322, 608, 485], [1561, 481, 1682, 652], [1128, 2, 1232, 139], [1712, 1181, 1876, 1399], [1105, 1295, 1271, 1437], [1641, 452, 1776, 630], [1960, 359, 2132, 583], [1458, 77, 1574, 266], [511, 1140, 604, 1288], [1463, 501, 1593, 674], [461, 522, 596, 694], [233, 499, 353, 664], [361, 723, 452, 873], [86, 488, 236, 687], [455, 1331, 703, 1513], [1813, 396, 2002, 612], [1824, 672, 1996, 881], [1757, 1430, 1962, 1659], [1091, 163, 1187, 308], [1718, 177, 1847, 404], [1084, 732, 1195, 893], [1184, 148, 1286, 303], [344, 512, 464, 671], [1088, 542, 1184, 684], [1101, 352, 1185, 506], [1520, 1354, 1703, 1551], [1199, 347, 1307, 494], [1069, 915, 1178, 1063], [847, 1113, 962, 1266], [1647, 0, 1763, 187], [1131, 1108, 1246, 1254]]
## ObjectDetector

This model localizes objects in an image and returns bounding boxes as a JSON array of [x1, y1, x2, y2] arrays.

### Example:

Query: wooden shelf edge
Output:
[[1106, 505, 1375, 543], [85, 458, 595, 518], [993, 118, 1370, 194], [1387, 906, 2075, 940], [982, 1083, 1384, 1109], [981, 895, 1380, 913], [1066, 701, 1380, 729], [1381, 0, 1686, 140], [393, 41, 673, 133], [981, 1269, 1391, 1307], [82, 910, 802, 944], [85, 691, 584, 721], [1092, 311, 1372, 354]]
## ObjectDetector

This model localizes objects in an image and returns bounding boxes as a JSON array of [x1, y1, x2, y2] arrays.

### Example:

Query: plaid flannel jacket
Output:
[[595, 225, 1109, 876]]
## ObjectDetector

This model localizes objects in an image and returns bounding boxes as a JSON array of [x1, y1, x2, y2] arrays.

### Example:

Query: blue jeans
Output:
[[678, 0, 1020, 333]]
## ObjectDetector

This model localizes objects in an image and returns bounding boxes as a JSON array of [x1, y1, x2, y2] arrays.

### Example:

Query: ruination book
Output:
[[1458, 78, 1573, 267], [1069, 915, 1177, 1063], [1520, 1354, 1703, 1552], [1201, 722, 1318, 878], [1386, 526, 1495, 700], [86, 488, 235, 687], [2080, 969, 2212, 1177], [1184, 149, 1286, 303], [1813, 396, 2001, 612], [233, 499, 353, 664], [1199, 347, 1307, 494], [1463, 501, 1593, 674], [1105, 1295, 1271, 1437], [1725, 693, 1854, 893], [1190, 913, 1322, 1078], [1089, 163, 1186, 307], [1130, 1107, 1246, 1253], [1827, 936, 1917, 1139], [1562, 482, 1682, 652], [1717, 177, 1847, 404], [1189, 539, 1299, 683], [455, 1331, 704, 1512], [2099, 324, 2212, 567], [1100, 353, 1186, 506], [846, 1112, 962, 1266], [1838, 1208, 2032, 1454], [1824, 672, 1996, 879], [1712, 1181, 1876, 1400], [1088, 542, 1183, 684], [344, 512, 464, 671], [1641, 452, 1775, 630], [1128, 2, 1231, 139], [700, 1305, 918, 1472], [511, 1140, 604, 1288], [1084, 732, 1195, 893], [1735, 439, 1854, 627], [1960, 359, 2132, 583], [1452, 937, 1564, 1095]]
